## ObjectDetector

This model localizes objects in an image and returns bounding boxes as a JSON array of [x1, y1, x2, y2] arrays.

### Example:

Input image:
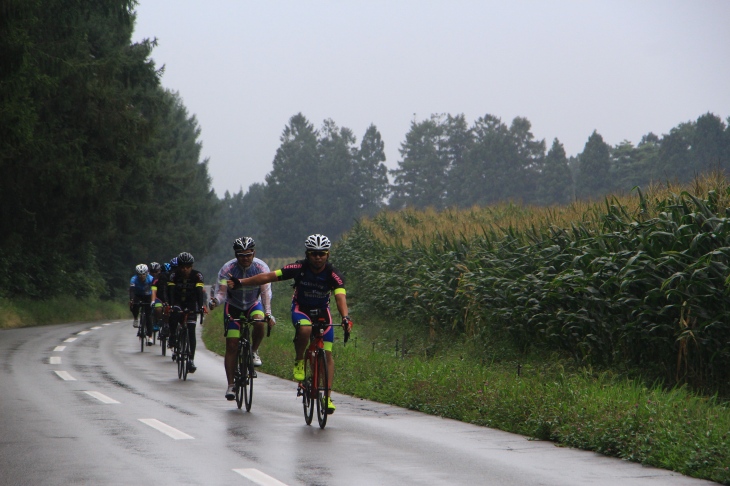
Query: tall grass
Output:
[[335, 173, 730, 396], [0, 297, 128, 329]]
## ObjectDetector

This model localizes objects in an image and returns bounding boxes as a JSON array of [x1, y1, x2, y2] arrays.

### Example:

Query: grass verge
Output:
[[0, 296, 128, 329], [203, 286, 730, 484]]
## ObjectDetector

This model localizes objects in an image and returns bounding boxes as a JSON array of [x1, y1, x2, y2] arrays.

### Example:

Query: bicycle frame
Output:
[[173, 307, 200, 381], [298, 318, 330, 428], [227, 314, 261, 411]]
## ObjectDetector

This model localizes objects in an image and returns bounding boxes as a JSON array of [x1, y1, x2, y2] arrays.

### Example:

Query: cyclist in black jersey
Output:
[[230, 234, 353, 413], [167, 252, 208, 372]]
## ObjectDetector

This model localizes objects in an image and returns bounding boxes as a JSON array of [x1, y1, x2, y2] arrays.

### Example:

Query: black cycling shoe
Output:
[[187, 360, 197, 373]]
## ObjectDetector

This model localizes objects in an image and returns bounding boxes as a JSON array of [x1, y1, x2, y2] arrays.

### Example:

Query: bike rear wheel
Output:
[[315, 351, 329, 429]]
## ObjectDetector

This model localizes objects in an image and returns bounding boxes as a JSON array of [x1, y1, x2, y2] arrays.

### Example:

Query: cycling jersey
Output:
[[151, 271, 170, 303], [276, 260, 346, 310], [167, 269, 206, 311], [129, 274, 154, 298], [215, 257, 271, 312]]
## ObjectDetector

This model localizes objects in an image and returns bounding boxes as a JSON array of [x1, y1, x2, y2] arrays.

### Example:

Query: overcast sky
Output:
[[131, 1, 730, 198]]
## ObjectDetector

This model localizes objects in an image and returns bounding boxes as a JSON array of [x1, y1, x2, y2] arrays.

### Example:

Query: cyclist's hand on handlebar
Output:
[[208, 299, 217, 310], [341, 315, 353, 333], [265, 313, 276, 327]]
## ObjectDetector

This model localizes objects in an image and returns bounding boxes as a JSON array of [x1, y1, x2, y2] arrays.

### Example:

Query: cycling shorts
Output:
[[291, 303, 334, 351], [224, 301, 264, 339]]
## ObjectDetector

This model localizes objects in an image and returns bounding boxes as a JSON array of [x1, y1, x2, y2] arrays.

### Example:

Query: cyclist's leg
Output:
[[188, 319, 197, 359], [168, 310, 180, 348], [143, 297, 153, 337], [247, 302, 266, 354], [322, 324, 335, 390], [292, 305, 312, 361]]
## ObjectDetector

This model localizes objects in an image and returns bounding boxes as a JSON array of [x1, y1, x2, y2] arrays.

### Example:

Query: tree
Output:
[[355, 124, 389, 215], [389, 116, 448, 209], [537, 139, 572, 205], [575, 131, 611, 200]]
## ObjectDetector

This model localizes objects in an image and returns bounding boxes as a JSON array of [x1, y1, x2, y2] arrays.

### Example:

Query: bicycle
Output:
[[156, 304, 170, 357], [135, 301, 153, 352], [297, 317, 349, 428], [226, 313, 262, 411], [172, 307, 202, 381]]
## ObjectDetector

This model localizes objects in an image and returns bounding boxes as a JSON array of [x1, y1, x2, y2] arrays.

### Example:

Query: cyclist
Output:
[[129, 263, 154, 345], [167, 252, 208, 372], [229, 234, 353, 414], [209, 237, 275, 401], [151, 262, 171, 338]]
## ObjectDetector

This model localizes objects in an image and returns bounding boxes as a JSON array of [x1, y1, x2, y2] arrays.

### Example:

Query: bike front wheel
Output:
[[315, 351, 329, 429], [243, 343, 254, 411], [302, 355, 315, 425], [235, 345, 245, 409]]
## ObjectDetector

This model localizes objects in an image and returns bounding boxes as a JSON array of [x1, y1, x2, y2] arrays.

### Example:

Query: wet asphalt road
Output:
[[0, 320, 719, 486]]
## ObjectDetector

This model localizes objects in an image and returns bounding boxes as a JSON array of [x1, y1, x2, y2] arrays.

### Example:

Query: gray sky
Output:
[[131, 1, 730, 198]]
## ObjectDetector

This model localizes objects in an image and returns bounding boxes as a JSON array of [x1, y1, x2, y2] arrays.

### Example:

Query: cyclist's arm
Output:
[[235, 271, 278, 287], [260, 282, 272, 315], [211, 280, 228, 306], [334, 289, 348, 319]]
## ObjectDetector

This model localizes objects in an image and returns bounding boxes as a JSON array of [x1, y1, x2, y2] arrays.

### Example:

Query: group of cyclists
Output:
[[128, 234, 354, 414], [129, 251, 206, 372]]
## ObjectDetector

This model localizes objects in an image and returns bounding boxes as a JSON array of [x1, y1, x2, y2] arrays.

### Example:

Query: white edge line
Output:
[[54, 370, 76, 381], [233, 469, 289, 486], [139, 419, 194, 440], [84, 391, 120, 404], [53, 346, 66, 352]]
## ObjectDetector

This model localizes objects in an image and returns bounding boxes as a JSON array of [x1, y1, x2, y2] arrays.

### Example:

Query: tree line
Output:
[[206, 111, 730, 265], [0, 0, 217, 299]]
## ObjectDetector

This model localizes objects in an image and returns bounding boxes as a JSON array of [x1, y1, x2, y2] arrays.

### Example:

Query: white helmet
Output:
[[305, 234, 331, 251], [135, 264, 149, 276]]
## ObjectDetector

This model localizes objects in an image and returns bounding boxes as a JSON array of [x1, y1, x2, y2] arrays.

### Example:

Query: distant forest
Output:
[[207, 110, 730, 270], [2, 1, 729, 298]]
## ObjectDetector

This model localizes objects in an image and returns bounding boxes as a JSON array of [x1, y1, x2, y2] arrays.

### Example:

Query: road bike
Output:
[[172, 307, 202, 381], [156, 304, 170, 357], [226, 314, 261, 411], [296, 317, 347, 428], [135, 301, 153, 352]]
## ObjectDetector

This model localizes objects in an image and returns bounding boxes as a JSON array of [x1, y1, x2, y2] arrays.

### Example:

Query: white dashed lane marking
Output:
[[233, 469, 289, 486], [49, 357, 61, 364], [91, 326, 102, 330], [84, 391, 120, 404], [64, 337, 77, 343], [53, 346, 66, 352], [54, 371, 76, 381], [77, 330, 90, 335], [138, 419, 194, 440]]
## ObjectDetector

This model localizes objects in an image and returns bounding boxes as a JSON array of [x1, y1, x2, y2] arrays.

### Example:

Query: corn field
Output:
[[335, 174, 730, 395]]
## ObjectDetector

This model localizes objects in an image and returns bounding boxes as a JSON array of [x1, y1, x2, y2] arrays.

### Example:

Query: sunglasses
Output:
[[236, 252, 255, 258], [307, 251, 329, 257]]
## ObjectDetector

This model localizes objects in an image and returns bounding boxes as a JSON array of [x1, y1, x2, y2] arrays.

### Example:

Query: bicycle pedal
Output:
[[252, 371, 257, 378]]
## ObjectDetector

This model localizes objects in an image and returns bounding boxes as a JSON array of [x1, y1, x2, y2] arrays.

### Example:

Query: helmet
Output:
[[149, 262, 161, 272], [305, 234, 331, 251], [163, 262, 171, 272], [169, 257, 178, 268], [135, 263, 149, 276], [177, 252, 194, 264], [233, 236, 255, 253]]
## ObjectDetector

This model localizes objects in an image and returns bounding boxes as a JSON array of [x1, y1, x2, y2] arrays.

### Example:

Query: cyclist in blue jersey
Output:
[[210, 237, 275, 400], [129, 263, 155, 345], [230, 234, 353, 413]]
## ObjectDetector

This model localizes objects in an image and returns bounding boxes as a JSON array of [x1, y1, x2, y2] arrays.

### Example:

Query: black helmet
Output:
[[233, 237, 255, 253], [149, 262, 161, 272], [169, 257, 178, 268], [177, 252, 194, 264]]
